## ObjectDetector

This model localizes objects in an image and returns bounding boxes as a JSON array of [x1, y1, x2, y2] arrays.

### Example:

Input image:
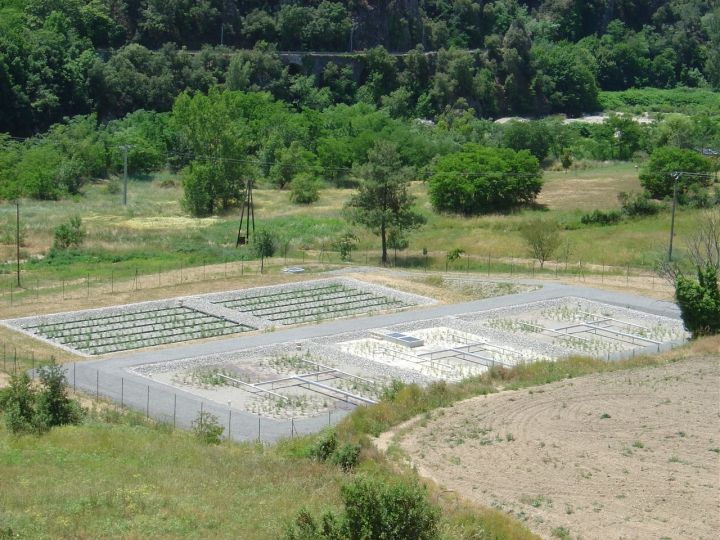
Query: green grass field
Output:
[[3, 337, 716, 540], [0, 162, 709, 288]]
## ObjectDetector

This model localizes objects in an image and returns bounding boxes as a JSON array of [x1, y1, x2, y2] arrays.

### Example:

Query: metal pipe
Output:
[[217, 374, 290, 401], [293, 376, 377, 404]]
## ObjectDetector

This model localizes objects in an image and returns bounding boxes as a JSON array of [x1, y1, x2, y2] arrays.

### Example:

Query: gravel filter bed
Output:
[[458, 297, 688, 357], [202, 277, 435, 325], [1, 277, 434, 356], [3, 301, 254, 356], [130, 341, 425, 419]]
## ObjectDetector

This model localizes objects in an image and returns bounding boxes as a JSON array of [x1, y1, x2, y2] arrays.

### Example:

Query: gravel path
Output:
[[53, 280, 683, 444]]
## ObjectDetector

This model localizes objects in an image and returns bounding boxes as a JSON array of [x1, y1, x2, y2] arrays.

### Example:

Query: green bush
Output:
[[639, 147, 713, 200], [618, 191, 661, 216], [580, 209, 623, 225], [0, 362, 82, 435], [675, 265, 720, 337], [331, 443, 361, 472], [53, 216, 86, 250], [33, 363, 84, 431], [310, 428, 338, 462], [191, 411, 225, 444], [290, 173, 321, 204], [429, 145, 542, 214], [284, 476, 439, 540], [341, 476, 439, 540]]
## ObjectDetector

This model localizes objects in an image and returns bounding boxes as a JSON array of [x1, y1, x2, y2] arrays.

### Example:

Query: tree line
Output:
[[1, 0, 718, 135]]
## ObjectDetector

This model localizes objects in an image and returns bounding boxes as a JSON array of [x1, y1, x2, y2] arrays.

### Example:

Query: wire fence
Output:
[[0, 344, 346, 443], [0, 248, 670, 309]]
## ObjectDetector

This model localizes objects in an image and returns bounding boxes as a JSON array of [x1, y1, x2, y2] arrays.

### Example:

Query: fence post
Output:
[[228, 407, 232, 440], [73, 362, 76, 391], [96, 370, 99, 401], [291, 417, 294, 438], [328, 410, 331, 425], [173, 394, 177, 428], [257, 414, 261, 442], [146, 385, 150, 418], [62, 280, 65, 300], [134, 268, 138, 290], [13, 348, 17, 374], [111, 270, 114, 294], [2, 343, 5, 372], [121, 377, 124, 408], [86, 273, 90, 298]]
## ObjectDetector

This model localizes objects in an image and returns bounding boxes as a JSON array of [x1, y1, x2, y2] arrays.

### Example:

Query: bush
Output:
[[33, 363, 83, 431], [106, 178, 121, 194], [310, 428, 338, 462], [639, 147, 713, 200], [618, 191, 661, 216], [284, 476, 439, 540], [341, 476, 439, 540], [191, 411, 224, 444], [675, 265, 720, 337], [429, 145, 542, 214], [53, 216, 85, 250], [290, 173, 321, 204], [331, 443, 361, 472], [580, 209, 623, 225], [519, 218, 561, 268], [0, 362, 82, 435]]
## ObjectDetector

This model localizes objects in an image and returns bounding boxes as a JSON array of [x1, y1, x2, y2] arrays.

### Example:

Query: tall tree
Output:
[[345, 141, 425, 264]]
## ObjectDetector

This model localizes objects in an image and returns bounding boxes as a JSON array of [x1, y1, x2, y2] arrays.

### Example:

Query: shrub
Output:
[[53, 216, 85, 250], [675, 265, 720, 337], [310, 428, 338, 462], [285, 476, 439, 540], [0, 362, 82, 435], [331, 443, 361, 472], [580, 209, 623, 225], [519, 218, 561, 268], [341, 476, 439, 540], [191, 411, 224, 444], [106, 178, 121, 194], [429, 145, 542, 214], [618, 191, 661, 216], [639, 147, 712, 199], [253, 229, 277, 273], [33, 363, 83, 431], [290, 173, 321, 204], [334, 232, 357, 261]]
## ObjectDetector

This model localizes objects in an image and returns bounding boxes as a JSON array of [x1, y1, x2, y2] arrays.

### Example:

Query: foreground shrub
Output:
[[284, 476, 439, 540], [191, 411, 224, 444], [0, 362, 82, 434]]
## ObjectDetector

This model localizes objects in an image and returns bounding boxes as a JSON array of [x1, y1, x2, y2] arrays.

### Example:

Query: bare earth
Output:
[[384, 356, 720, 540]]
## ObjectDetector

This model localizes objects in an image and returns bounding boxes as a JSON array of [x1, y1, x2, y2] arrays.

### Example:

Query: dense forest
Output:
[[1, 0, 718, 135]]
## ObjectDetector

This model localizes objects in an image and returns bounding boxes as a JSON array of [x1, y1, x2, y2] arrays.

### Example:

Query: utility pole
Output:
[[120, 145, 130, 205], [15, 200, 21, 287], [667, 171, 680, 262]]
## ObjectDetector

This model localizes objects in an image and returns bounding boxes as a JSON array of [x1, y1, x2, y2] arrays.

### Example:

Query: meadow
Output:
[[0, 162, 708, 292]]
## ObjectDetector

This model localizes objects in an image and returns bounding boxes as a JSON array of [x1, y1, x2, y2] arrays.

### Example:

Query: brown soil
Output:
[[383, 354, 720, 540]]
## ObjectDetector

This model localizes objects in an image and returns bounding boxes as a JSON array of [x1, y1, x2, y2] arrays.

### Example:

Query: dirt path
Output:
[[383, 356, 720, 540]]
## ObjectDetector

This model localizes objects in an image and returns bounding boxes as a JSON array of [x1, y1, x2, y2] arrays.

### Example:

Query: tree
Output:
[[519, 218, 562, 268], [639, 147, 713, 200], [53, 216, 85, 250], [532, 42, 600, 115], [253, 229, 276, 273], [429, 145, 542, 214], [345, 141, 425, 265], [675, 265, 720, 337], [501, 121, 551, 161], [289, 173, 321, 204]]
